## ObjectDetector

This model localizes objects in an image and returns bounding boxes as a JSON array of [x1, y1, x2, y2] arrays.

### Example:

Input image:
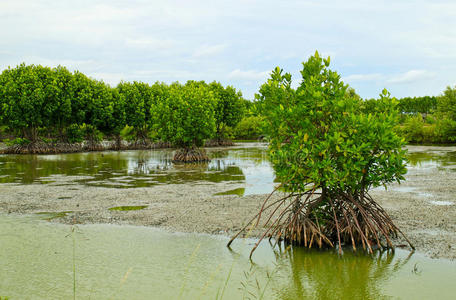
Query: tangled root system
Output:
[[3, 141, 83, 154], [228, 186, 414, 258], [173, 147, 210, 163]]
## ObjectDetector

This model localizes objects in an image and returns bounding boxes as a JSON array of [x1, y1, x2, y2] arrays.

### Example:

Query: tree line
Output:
[[1, 63, 455, 156], [0, 64, 247, 156], [362, 90, 456, 143]]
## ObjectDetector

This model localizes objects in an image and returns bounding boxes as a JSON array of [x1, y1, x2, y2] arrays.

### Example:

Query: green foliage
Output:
[[398, 113, 456, 144], [0, 125, 8, 138], [437, 86, 456, 121], [234, 116, 265, 140], [0, 62, 453, 152], [4, 138, 31, 147], [434, 116, 456, 142], [364, 96, 437, 116], [257, 52, 407, 194], [397, 96, 437, 114], [81, 124, 103, 143], [120, 125, 136, 142], [401, 114, 426, 143], [152, 81, 217, 148], [49, 65, 74, 136], [0, 64, 56, 141], [69, 72, 119, 135], [66, 124, 85, 144], [117, 81, 157, 141], [208, 82, 245, 138]]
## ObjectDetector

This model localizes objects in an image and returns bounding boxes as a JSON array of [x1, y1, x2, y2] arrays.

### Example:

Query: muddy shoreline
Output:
[[0, 145, 455, 260]]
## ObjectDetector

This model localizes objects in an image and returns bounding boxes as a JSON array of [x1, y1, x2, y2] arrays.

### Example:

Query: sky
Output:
[[0, 0, 455, 100]]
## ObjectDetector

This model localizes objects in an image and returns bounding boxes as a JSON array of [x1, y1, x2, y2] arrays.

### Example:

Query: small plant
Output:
[[119, 125, 136, 142]]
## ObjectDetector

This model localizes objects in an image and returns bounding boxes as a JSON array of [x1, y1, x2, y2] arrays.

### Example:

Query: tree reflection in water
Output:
[[270, 244, 413, 300]]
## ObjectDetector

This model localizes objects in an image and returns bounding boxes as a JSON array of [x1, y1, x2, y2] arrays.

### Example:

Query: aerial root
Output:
[[172, 147, 210, 163], [4, 141, 84, 154], [227, 188, 414, 258]]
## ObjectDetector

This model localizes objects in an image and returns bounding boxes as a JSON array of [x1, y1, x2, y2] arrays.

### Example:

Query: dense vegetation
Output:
[[0, 64, 246, 159], [363, 93, 456, 144], [0, 62, 455, 157], [228, 52, 414, 255]]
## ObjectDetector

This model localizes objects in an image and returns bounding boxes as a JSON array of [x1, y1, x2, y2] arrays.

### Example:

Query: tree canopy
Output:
[[258, 53, 406, 194]]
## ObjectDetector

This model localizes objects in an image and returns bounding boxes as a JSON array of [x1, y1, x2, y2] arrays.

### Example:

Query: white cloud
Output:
[[1, 0, 456, 100], [192, 44, 227, 58], [134, 69, 204, 79], [343, 70, 436, 85], [89, 72, 126, 86], [228, 69, 269, 81], [125, 38, 175, 51], [386, 70, 436, 84]]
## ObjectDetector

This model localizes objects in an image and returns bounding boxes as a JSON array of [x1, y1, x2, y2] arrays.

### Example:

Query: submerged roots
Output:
[[173, 147, 210, 163], [228, 188, 415, 258]]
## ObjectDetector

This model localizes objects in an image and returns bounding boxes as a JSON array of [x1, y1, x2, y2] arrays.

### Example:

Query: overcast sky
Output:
[[1, 0, 455, 99]]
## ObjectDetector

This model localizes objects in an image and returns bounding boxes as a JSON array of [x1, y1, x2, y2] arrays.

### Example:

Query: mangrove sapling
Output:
[[152, 81, 217, 163], [228, 52, 414, 257]]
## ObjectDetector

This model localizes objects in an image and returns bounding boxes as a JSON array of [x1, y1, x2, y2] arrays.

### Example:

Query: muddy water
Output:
[[0, 144, 273, 195], [1, 144, 455, 197], [0, 214, 455, 300]]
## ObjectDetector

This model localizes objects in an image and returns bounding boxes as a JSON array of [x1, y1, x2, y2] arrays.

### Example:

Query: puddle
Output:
[[109, 205, 148, 211], [214, 187, 245, 196], [386, 186, 434, 198], [429, 200, 454, 206], [35, 211, 73, 221]]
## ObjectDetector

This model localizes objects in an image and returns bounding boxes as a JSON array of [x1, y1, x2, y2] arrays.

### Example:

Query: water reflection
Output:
[[407, 151, 456, 170], [1, 145, 455, 194], [271, 247, 412, 300], [0, 146, 272, 194], [0, 214, 455, 299]]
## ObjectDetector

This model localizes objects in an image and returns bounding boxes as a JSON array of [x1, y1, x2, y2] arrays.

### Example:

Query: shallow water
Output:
[[0, 143, 273, 195], [0, 214, 455, 299], [0, 143, 456, 196], [407, 149, 456, 171], [0, 144, 455, 197]]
